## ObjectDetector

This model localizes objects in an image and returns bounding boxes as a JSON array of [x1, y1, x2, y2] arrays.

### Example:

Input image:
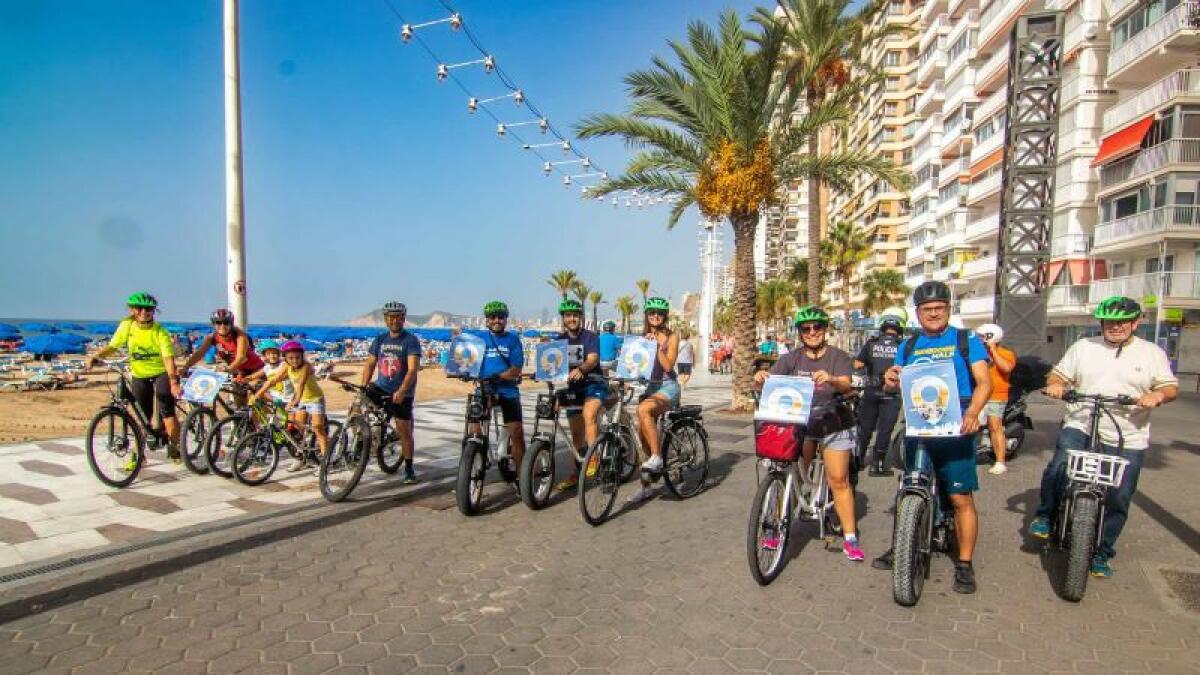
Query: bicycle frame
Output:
[[531, 383, 571, 457], [1054, 394, 1128, 547], [101, 367, 164, 447], [896, 440, 942, 558]]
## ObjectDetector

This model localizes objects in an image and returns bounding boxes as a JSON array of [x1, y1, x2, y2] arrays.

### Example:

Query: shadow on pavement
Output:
[[1133, 491, 1200, 557]]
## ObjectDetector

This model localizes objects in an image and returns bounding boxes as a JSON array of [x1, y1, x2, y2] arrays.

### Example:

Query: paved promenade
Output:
[[0, 373, 1197, 673]]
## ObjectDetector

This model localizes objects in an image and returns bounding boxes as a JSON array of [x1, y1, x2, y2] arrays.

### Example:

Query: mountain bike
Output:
[[890, 436, 958, 607], [203, 395, 290, 479], [231, 409, 345, 487], [318, 379, 405, 502], [179, 378, 248, 474], [1048, 392, 1136, 602], [454, 375, 521, 516], [84, 362, 172, 487], [578, 378, 709, 526]]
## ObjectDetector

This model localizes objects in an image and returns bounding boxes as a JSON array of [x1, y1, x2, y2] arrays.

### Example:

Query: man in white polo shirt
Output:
[[1030, 296, 1177, 579]]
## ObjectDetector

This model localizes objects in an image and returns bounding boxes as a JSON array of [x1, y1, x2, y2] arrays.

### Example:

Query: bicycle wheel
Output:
[[617, 425, 638, 482], [85, 408, 145, 488], [662, 421, 709, 499], [180, 406, 216, 475], [519, 438, 555, 510], [892, 493, 931, 607], [232, 431, 280, 486], [205, 414, 250, 478], [579, 434, 621, 526], [377, 429, 403, 474], [319, 417, 369, 503], [747, 471, 792, 586], [456, 439, 488, 516], [1062, 495, 1098, 602]]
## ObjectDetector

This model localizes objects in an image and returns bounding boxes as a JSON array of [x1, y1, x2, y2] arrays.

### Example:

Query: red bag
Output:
[[754, 421, 801, 461]]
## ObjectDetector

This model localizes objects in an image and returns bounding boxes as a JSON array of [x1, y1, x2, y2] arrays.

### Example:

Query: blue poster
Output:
[[445, 334, 485, 379], [615, 337, 657, 380], [535, 340, 569, 383], [182, 368, 229, 404], [754, 375, 815, 425], [900, 360, 963, 437]]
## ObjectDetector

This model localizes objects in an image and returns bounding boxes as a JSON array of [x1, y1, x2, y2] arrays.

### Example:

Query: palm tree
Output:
[[861, 268, 909, 316], [635, 279, 651, 306], [712, 298, 734, 335], [614, 295, 638, 334], [572, 281, 592, 321], [547, 269, 578, 299], [820, 220, 871, 334], [578, 11, 905, 408], [758, 0, 911, 304], [588, 290, 605, 329], [756, 278, 796, 336]]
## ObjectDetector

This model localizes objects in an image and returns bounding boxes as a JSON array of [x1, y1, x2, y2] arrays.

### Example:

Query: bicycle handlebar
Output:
[[1063, 391, 1138, 406]]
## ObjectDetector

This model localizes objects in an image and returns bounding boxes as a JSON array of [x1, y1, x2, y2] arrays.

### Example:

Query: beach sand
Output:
[[0, 362, 538, 444]]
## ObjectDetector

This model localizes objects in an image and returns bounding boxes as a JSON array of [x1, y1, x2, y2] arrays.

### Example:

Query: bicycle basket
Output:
[[754, 421, 801, 461], [1065, 450, 1130, 488]]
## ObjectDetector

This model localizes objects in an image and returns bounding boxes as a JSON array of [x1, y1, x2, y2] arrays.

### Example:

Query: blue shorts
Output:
[[904, 435, 978, 494], [562, 381, 608, 416], [644, 380, 681, 407]]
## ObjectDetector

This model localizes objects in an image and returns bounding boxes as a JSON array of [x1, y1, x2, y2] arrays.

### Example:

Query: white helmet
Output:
[[975, 323, 1003, 344], [878, 306, 908, 330]]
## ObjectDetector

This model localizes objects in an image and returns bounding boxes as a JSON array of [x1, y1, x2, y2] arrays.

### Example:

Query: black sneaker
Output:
[[871, 549, 894, 570], [953, 562, 976, 594], [403, 467, 418, 485]]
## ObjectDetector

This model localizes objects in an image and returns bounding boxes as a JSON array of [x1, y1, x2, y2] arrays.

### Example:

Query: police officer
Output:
[[853, 306, 907, 475]]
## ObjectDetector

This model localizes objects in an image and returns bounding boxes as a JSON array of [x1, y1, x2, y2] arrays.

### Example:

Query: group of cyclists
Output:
[[753, 279, 1178, 593], [86, 278, 1178, 592]]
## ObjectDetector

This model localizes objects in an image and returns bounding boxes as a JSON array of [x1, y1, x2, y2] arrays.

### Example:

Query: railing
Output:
[[917, 49, 947, 84], [980, 0, 1038, 47], [917, 82, 945, 114], [940, 156, 965, 180], [1108, 1, 1200, 77], [958, 295, 995, 316], [1050, 232, 1091, 256], [1099, 139, 1200, 190], [1089, 272, 1200, 302], [1103, 70, 1200, 133], [966, 210, 1000, 241], [975, 44, 1009, 92], [961, 255, 997, 278], [971, 129, 1004, 163], [1093, 205, 1200, 246], [967, 171, 1002, 203], [945, 64, 976, 103], [974, 84, 1007, 124], [1106, 0, 1139, 22], [921, 13, 950, 50], [934, 225, 966, 252], [1047, 285, 1091, 309]]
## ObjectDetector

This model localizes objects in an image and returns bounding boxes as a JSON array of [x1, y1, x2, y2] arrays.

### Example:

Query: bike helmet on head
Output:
[[644, 297, 670, 313], [975, 323, 1004, 344], [382, 301, 407, 316], [258, 339, 281, 352], [126, 292, 158, 309], [792, 305, 830, 327], [912, 280, 952, 307], [1094, 295, 1141, 321], [878, 306, 907, 331], [602, 320, 616, 331], [483, 300, 509, 317], [211, 308, 235, 324], [280, 340, 304, 354], [558, 298, 583, 315]]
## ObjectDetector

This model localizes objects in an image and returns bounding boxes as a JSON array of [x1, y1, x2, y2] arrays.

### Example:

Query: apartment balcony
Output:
[[921, 13, 951, 49], [944, 65, 978, 111], [961, 255, 997, 279], [917, 49, 948, 86], [946, 11, 979, 66], [1099, 139, 1200, 193], [971, 128, 1004, 164], [1107, 1, 1200, 87], [934, 226, 967, 253], [1050, 232, 1092, 257], [917, 82, 946, 115], [1102, 69, 1200, 134], [966, 171, 1002, 204], [931, 266, 958, 282], [906, 273, 928, 288], [974, 84, 1007, 125], [1090, 272, 1200, 305], [965, 210, 1000, 243], [1106, 0, 1139, 23], [1055, 161, 1098, 205], [1092, 205, 1200, 254], [939, 156, 965, 182], [958, 295, 996, 318], [1047, 285, 1092, 314], [935, 195, 968, 220], [974, 45, 1009, 96], [979, 0, 1042, 54], [912, 177, 936, 202], [923, 0, 948, 23], [948, 0, 970, 18]]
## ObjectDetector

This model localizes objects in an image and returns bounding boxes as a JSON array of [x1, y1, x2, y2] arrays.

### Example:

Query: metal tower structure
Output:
[[697, 220, 724, 370], [993, 12, 1064, 359]]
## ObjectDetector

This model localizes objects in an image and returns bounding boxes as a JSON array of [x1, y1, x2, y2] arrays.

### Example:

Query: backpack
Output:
[[899, 327, 976, 390]]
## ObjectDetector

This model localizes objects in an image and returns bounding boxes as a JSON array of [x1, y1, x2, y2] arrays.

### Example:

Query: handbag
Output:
[[754, 421, 801, 461]]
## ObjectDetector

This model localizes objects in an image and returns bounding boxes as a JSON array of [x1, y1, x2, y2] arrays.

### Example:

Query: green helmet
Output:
[[558, 298, 583, 315], [483, 300, 509, 317], [793, 305, 830, 327], [602, 320, 616, 331], [645, 297, 670, 313], [1094, 296, 1141, 321], [126, 292, 158, 309], [258, 339, 280, 353]]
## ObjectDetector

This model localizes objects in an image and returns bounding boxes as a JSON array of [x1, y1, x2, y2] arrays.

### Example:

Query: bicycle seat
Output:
[[667, 404, 703, 420]]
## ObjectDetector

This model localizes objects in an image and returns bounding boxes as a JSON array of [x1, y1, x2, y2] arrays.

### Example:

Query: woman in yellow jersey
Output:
[[250, 340, 327, 472], [85, 292, 183, 460]]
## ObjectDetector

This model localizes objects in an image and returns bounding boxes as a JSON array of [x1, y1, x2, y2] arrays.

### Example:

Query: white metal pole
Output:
[[1155, 239, 1166, 346], [224, 0, 248, 329]]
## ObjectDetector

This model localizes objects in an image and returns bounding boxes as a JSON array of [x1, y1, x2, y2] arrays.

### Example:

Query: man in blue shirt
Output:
[[875, 281, 992, 595], [553, 299, 605, 491], [359, 301, 422, 483], [598, 320, 623, 371], [478, 300, 526, 470]]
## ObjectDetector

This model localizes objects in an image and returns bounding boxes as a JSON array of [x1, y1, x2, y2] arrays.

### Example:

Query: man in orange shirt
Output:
[[975, 324, 1016, 475]]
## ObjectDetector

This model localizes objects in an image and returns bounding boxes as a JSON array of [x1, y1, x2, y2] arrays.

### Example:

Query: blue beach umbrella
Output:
[[0, 322, 19, 333], [57, 322, 87, 331], [298, 338, 325, 352], [23, 334, 87, 356], [20, 322, 58, 333]]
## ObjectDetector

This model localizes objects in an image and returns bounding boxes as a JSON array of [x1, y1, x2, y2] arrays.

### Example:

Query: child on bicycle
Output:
[[249, 340, 328, 472]]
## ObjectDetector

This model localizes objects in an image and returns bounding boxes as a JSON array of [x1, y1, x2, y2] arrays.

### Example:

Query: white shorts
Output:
[[809, 428, 856, 452], [296, 399, 326, 415]]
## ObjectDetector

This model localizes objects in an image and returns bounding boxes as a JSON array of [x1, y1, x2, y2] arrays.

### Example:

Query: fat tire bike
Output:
[[454, 375, 522, 516], [84, 362, 175, 488], [890, 437, 959, 607], [319, 379, 405, 502]]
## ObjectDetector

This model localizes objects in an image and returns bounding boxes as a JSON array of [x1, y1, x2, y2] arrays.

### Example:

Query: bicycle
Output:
[[746, 399, 847, 586], [578, 377, 709, 526], [455, 375, 521, 516], [890, 436, 959, 607], [231, 407, 345, 487], [1047, 392, 1136, 602], [179, 378, 249, 474], [84, 362, 174, 487], [203, 394, 290, 479], [318, 379, 406, 502]]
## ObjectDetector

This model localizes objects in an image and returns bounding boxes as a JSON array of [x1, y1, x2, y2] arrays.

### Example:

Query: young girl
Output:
[[630, 297, 680, 504], [250, 340, 327, 472], [244, 340, 293, 407]]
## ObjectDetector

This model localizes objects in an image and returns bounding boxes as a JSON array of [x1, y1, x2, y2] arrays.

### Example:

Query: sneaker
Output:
[[641, 454, 663, 473], [626, 485, 656, 504], [761, 533, 781, 552], [953, 562, 977, 594], [1029, 516, 1051, 539], [123, 454, 139, 473], [871, 549, 894, 570], [286, 459, 308, 473], [1089, 555, 1113, 578], [843, 538, 865, 562], [988, 463, 1008, 475], [403, 467, 418, 485], [556, 474, 579, 491]]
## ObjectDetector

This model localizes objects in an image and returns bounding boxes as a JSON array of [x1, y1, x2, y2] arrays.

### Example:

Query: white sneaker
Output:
[[641, 455, 663, 473], [988, 463, 1008, 475], [287, 459, 308, 473], [627, 485, 656, 504]]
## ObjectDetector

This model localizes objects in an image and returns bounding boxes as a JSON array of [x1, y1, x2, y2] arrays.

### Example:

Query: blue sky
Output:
[[0, 0, 764, 324]]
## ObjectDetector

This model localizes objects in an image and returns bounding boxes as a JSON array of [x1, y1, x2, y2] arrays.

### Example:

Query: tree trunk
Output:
[[806, 111, 823, 305], [731, 213, 759, 411]]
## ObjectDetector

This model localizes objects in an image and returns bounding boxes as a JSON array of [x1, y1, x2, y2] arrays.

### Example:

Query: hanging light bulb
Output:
[[483, 56, 495, 73], [543, 162, 553, 175], [538, 118, 549, 133], [582, 158, 591, 169], [467, 97, 478, 113], [563, 176, 572, 187], [600, 171, 609, 181], [401, 24, 414, 43], [449, 12, 463, 30], [561, 141, 571, 153], [436, 64, 448, 81], [513, 90, 525, 105], [496, 124, 506, 137]]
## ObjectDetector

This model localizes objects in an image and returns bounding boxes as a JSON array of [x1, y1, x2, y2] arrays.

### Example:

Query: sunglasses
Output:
[[131, 306, 155, 312], [799, 324, 826, 334], [212, 320, 232, 326], [485, 313, 509, 320]]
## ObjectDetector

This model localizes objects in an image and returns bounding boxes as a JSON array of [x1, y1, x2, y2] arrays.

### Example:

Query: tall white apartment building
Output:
[[753, 178, 810, 281]]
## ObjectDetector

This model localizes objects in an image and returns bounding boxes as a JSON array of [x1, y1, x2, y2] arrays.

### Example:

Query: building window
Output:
[[885, 101, 899, 116], [1112, 0, 1183, 50], [885, 50, 902, 67]]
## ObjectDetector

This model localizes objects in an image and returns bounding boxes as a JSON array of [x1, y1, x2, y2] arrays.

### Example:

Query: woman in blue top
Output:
[[630, 297, 680, 504]]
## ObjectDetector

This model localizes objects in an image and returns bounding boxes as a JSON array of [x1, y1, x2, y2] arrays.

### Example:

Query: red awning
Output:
[[1092, 116, 1154, 167], [1070, 259, 1106, 284], [1046, 261, 1066, 285]]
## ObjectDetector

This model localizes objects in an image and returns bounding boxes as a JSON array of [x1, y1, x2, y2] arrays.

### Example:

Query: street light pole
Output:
[[224, 0, 248, 329]]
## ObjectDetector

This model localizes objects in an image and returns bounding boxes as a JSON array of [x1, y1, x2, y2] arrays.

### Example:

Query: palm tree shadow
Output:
[[1006, 486, 1063, 595]]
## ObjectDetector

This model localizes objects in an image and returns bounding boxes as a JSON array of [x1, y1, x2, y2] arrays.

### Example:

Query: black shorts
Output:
[[494, 396, 523, 424], [128, 373, 176, 420], [677, 363, 693, 375], [365, 384, 414, 422]]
